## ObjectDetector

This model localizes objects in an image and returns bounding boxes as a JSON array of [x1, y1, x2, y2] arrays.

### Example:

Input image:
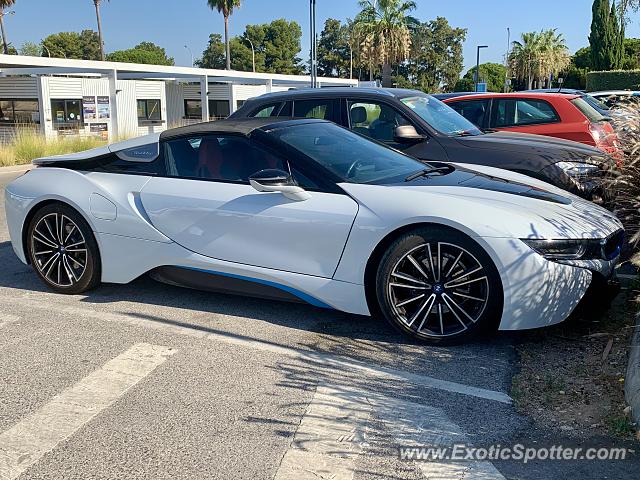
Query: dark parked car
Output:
[[230, 88, 610, 200]]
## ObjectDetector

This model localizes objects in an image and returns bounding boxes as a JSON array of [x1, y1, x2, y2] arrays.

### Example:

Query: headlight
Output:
[[555, 161, 601, 182], [521, 233, 624, 261]]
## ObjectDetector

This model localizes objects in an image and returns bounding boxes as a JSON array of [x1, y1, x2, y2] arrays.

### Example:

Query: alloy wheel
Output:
[[387, 242, 490, 338], [31, 213, 88, 288]]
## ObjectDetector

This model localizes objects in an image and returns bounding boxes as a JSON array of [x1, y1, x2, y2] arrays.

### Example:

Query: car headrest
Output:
[[351, 106, 367, 124]]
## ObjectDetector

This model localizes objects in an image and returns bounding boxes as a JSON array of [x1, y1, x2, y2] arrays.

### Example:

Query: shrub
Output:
[[586, 69, 640, 91], [0, 129, 107, 167]]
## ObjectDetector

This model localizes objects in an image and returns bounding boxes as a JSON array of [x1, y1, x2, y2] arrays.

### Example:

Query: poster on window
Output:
[[82, 96, 96, 121], [90, 122, 109, 140], [97, 96, 110, 119]]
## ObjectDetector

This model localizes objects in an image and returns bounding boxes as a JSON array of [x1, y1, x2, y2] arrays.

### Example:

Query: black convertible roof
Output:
[[159, 117, 327, 140]]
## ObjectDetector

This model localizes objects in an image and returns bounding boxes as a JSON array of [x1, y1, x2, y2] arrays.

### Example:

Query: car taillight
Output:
[[589, 121, 623, 165]]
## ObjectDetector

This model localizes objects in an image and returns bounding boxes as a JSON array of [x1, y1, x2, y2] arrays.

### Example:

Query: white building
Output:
[[0, 54, 358, 142]]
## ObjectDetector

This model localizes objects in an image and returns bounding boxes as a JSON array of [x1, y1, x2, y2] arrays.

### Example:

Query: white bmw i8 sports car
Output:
[[4, 118, 624, 343]]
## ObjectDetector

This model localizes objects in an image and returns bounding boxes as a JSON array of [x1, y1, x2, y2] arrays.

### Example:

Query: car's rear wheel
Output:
[[375, 226, 502, 343], [27, 204, 101, 294]]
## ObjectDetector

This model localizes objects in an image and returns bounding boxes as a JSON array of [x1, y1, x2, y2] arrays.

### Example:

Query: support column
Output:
[[200, 75, 209, 122], [265, 78, 273, 93], [228, 82, 237, 115], [108, 69, 119, 140]]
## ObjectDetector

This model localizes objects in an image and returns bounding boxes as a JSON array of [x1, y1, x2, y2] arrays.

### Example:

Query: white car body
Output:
[[4, 119, 624, 332]]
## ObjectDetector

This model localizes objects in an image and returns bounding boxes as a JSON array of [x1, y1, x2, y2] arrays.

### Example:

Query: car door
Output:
[[447, 99, 491, 129], [489, 98, 562, 135], [139, 133, 359, 278], [345, 98, 448, 161]]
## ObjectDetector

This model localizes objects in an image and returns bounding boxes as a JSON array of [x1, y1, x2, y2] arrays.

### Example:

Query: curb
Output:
[[0, 163, 34, 174], [625, 311, 640, 429]]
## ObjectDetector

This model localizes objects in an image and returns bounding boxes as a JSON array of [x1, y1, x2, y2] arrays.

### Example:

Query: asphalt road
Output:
[[0, 168, 637, 480]]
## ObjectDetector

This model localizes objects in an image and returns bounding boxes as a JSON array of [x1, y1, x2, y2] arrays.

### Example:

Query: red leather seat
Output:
[[196, 137, 224, 179]]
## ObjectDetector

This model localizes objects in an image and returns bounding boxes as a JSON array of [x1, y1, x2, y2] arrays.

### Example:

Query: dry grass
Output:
[[0, 129, 107, 167]]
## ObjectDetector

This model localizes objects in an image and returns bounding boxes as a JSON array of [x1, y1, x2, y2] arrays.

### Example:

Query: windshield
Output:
[[270, 122, 432, 184], [400, 95, 483, 136]]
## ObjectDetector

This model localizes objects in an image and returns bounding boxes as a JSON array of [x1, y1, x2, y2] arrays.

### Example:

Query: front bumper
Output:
[[479, 236, 620, 331]]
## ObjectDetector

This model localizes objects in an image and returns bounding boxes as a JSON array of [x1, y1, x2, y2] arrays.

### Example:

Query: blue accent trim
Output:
[[177, 266, 335, 310]]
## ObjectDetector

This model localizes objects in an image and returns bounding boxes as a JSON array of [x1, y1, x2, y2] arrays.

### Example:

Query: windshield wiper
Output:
[[404, 167, 451, 182]]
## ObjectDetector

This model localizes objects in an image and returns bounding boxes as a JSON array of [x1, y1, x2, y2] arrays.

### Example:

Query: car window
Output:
[[271, 122, 429, 184], [448, 99, 489, 127], [163, 134, 285, 183], [400, 95, 483, 136], [492, 98, 560, 128], [570, 97, 607, 122], [347, 100, 410, 142], [293, 99, 335, 120], [250, 103, 282, 118]]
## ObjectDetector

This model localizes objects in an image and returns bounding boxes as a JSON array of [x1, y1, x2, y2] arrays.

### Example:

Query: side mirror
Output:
[[394, 125, 426, 144], [249, 169, 311, 201]]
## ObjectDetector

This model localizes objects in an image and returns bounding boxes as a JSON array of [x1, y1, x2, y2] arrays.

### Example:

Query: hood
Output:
[[340, 165, 622, 241], [455, 131, 606, 162]]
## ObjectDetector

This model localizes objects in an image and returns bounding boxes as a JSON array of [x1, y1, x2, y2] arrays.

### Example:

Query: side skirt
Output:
[[149, 266, 335, 309]]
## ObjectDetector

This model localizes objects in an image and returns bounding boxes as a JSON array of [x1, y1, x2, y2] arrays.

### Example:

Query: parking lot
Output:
[[0, 167, 637, 479]]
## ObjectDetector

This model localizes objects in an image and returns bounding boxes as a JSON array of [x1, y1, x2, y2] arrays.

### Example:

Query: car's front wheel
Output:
[[27, 203, 101, 294], [375, 226, 502, 343]]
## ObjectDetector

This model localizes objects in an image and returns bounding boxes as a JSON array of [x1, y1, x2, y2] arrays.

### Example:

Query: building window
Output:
[[183, 99, 231, 120], [209, 100, 230, 119], [51, 99, 83, 130], [137, 99, 162, 123], [0, 99, 40, 124], [184, 99, 202, 119]]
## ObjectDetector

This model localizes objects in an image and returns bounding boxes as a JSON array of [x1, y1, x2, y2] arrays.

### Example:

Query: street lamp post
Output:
[[309, 0, 317, 88], [475, 45, 488, 92], [245, 38, 256, 73], [184, 45, 194, 67], [504, 28, 510, 92], [42, 44, 51, 58]]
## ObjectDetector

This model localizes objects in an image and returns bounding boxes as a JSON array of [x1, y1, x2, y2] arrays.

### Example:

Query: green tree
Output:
[[0, 0, 16, 55], [510, 30, 570, 89], [197, 33, 226, 68], [354, 0, 418, 86], [317, 18, 351, 78], [207, 0, 241, 70], [623, 37, 640, 68], [106, 42, 175, 65], [19, 41, 41, 57], [573, 46, 593, 69], [455, 63, 507, 93], [92, 0, 108, 61], [398, 17, 466, 92], [41, 30, 101, 60], [198, 20, 303, 74], [590, 0, 622, 70]]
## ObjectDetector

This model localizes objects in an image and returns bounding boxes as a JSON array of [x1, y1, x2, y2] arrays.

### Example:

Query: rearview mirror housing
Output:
[[249, 169, 311, 201], [394, 125, 426, 144]]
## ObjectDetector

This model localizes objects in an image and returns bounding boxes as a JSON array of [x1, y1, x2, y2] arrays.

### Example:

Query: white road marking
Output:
[[0, 314, 19, 329], [274, 384, 505, 480], [274, 386, 371, 480], [0, 343, 176, 480], [1, 296, 512, 404], [376, 394, 506, 480]]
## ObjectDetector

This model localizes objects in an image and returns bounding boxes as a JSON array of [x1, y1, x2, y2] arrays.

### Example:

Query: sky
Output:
[[4, 0, 640, 73]]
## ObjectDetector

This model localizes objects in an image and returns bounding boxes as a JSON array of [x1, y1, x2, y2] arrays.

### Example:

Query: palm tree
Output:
[[510, 30, 569, 90], [0, 0, 16, 55], [208, 0, 241, 70], [93, 0, 108, 61], [354, 0, 417, 87]]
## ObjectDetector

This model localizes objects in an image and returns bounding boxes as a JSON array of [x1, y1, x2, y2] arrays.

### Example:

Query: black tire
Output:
[[27, 203, 101, 294], [375, 226, 503, 344]]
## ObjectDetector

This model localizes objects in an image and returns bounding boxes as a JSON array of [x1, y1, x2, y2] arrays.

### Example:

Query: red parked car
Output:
[[443, 92, 622, 158]]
